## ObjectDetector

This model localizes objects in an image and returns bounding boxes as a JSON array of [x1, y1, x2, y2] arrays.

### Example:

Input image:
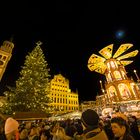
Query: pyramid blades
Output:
[[118, 60, 133, 66], [94, 63, 106, 74], [113, 43, 133, 58], [99, 44, 113, 59], [88, 54, 106, 73], [116, 50, 138, 60], [88, 53, 106, 64], [88, 61, 106, 74]]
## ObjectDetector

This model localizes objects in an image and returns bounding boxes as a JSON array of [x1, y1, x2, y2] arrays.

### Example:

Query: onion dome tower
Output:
[[87, 43, 140, 103], [0, 40, 14, 80]]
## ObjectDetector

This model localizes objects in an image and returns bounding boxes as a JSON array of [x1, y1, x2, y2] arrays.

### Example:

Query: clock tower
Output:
[[0, 40, 14, 80]]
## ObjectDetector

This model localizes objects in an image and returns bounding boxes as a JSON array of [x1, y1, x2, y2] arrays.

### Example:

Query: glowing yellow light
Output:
[[87, 43, 139, 75]]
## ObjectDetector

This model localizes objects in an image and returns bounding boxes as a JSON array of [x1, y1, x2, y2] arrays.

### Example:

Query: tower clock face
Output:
[[0, 60, 4, 65]]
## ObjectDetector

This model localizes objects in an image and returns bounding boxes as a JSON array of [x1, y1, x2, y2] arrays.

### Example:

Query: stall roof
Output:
[[12, 112, 49, 120]]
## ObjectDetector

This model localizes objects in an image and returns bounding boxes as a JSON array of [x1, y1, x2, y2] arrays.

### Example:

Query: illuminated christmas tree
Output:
[[2, 41, 51, 114]]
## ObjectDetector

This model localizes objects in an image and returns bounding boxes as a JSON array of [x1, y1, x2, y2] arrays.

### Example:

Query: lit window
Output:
[[3, 56, 6, 61], [107, 62, 110, 70], [114, 71, 121, 79], [121, 71, 126, 79], [110, 61, 115, 68], [108, 73, 112, 82], [118, 83, 131, 100]]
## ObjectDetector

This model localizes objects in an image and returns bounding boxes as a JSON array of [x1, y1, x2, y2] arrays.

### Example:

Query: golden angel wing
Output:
[[113, 43, 133, 58], [99, 44, 113, 59]]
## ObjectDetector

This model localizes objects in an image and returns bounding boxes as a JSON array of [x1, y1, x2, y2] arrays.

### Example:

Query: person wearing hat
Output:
[[4, 117, 19, 140], [81, 109, 108, 140]]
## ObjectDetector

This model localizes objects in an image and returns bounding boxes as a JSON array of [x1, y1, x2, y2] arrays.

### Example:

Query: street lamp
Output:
[[133, 69, 140, 82]]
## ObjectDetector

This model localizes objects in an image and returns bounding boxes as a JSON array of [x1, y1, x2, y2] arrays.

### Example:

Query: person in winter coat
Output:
[[81, 109, 108, 140]]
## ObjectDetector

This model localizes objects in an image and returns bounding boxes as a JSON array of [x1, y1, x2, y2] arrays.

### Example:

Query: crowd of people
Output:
[[0, 109, 140, 140]]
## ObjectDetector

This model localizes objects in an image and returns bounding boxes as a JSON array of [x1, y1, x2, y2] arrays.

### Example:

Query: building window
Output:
[[107, 62, 110, 70], [118, 83, 131, 100], [114, 71, 122, 80], [121, 70, 126, 79], [54, 98, 56, 103], [110, 61, 115, 68], [107, 73, 112, 82], [3, 56, 6, 61], [130, 83, 137, 98]]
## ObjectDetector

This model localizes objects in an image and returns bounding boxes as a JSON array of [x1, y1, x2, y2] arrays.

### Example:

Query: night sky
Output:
[[0, 1, 140, 102]]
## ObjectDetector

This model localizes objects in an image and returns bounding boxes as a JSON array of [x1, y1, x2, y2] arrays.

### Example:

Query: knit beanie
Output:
[[5, 117, 19, 134], [81, 109, 99, 127]]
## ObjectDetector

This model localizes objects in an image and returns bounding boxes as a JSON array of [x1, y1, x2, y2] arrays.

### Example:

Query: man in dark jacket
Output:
[[81, 109, 108, 140]]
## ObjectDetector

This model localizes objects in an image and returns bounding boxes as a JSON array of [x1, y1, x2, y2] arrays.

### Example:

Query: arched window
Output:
[[130, 83, 137, 98], [110, 61, 115, 68], [121, 71, 126, 79], [114, 71, 122, 80], [107, 73, 112, 82], [3, 56, 6, 61], [108, 86, 118, 101], [118, 83, 131, 100], [114, 61, 118, 68], [107, 62, 110, 70]]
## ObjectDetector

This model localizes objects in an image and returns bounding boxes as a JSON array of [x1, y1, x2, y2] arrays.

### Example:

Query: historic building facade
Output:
[[0, 40, 14, 81], [49, 74, 79, 114]]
